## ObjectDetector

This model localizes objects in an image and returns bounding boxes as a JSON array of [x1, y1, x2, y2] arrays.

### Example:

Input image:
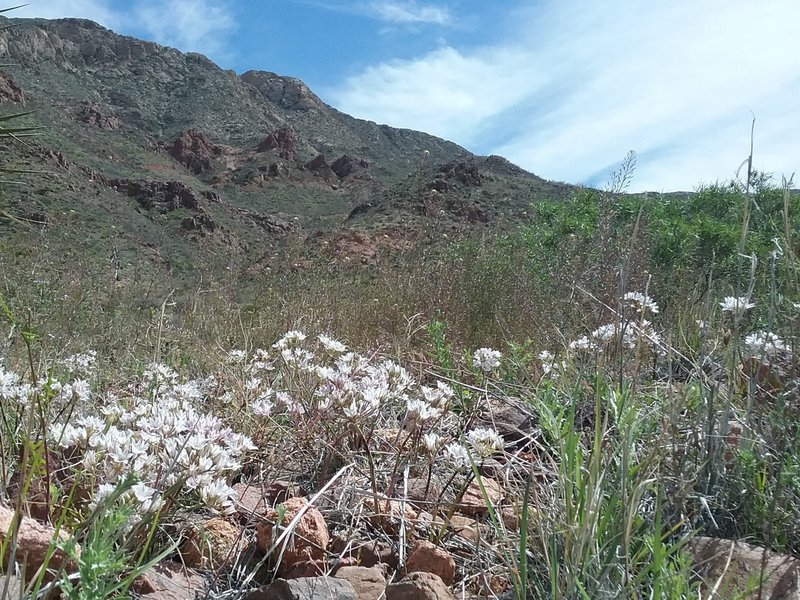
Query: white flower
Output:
[[744, 330, 789, 359], [318, 334, 347, 353], [720, 296, 755, 318], [406, 399, 439, 423], [569, 336, 595, 352], [442, 443, 471, 470], [591, 324, 616, 343], [466, 427, 504, 457], [473, 348, 502, 373], [63, 351, 97, 374], [252, 395, 274, 417], [200, 479, 237, 515], [272, 330, 307, 350], [226, 349, 246, 364], [624, 292, 660, 314], [422, 433, 441, 454]]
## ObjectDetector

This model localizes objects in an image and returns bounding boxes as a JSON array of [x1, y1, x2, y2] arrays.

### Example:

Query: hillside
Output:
[[0, 16, 575, 291]]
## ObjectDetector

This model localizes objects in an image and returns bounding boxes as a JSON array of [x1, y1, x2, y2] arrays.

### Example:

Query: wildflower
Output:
[[251, 394, 274, 417], [569, 336, 595, 352], [720, 296, 754, 318], [63, 350, 97, 374], [442, 442, 471, 470], [272, 330, 307, 350], [744, 330, 789, 359], [473, 348, 502, 373], [406, 399, 439, 423], [422, 432, 441, 454], [591, 324, 616, 343], [0, 368, 20, 397], [466, 427, 504, 457], [318, 334, 347, 353], [624, 291, 659, 315], [199, 479, 237, 515]]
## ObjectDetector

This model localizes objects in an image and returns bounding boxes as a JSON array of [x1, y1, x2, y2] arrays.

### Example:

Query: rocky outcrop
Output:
[[241, 70, 324, 112], [257, 126, 296, 159], [170, 129, 220, 174], [305, 154, 336, 182], [0, 71, 23, 103], [79, 102, 123, 129], [331, 155, 369, 179]]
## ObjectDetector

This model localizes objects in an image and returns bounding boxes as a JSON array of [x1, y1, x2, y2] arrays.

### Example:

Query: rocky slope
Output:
[[0, 16, 574, 287]]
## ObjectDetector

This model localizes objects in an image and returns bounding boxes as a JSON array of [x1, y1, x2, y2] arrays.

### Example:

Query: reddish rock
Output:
[[181, 517, 243, 569], [405, 540, 455, 586], [448, 514, 481, 543], [257, 497, 329, 571], [257, 126, 296, 159], [133, 560, 207, 600], [305, 155, 336, 182], [170, 129, 220, 174], [335, 565, 387, 600], [363, 497, 418, 534], [233, 480, 298, 525], [281, 559, 327, 579], [330, 155, 369, 179], [386, 572, 455, 600], [458, 478, 503, 516], [246, 577, 357, 600], [0, 505, 75, 582], [331, 535, 398, 569], [0, 71, 23, 103]]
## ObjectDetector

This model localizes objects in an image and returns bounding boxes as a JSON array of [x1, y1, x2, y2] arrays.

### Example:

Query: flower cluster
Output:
[[473, 348, 502, 373]]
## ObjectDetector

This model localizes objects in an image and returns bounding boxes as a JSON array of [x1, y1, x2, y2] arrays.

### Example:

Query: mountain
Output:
[[0, 16, 574, 286]]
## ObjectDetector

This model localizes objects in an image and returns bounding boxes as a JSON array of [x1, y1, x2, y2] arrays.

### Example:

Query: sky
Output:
[[8, 0, 800, 192]]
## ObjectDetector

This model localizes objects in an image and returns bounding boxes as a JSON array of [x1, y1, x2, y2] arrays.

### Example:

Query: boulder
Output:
[[405, 540, 456, 586], [257, 497, 329, 572], [246, 577, 357, 600], [170, 129, 220, 174], [334, 565, 387, 600], [386, 572, 455, 600], [132, 560, 207, 600], [0, 505, 75, 582], [180, 517, 243, 569]]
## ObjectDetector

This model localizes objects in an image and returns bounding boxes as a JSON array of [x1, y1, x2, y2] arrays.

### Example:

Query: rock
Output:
[[458, 478, 503, 516], [331, 535, 398, 569], [479, 402, 536, 448], [80, 102, 123, 129], [234, 480, 298, 525], [0, 71, 23, 103], [330, 155, 369, 179], [246, 577, 358, 600], [132, 560, 207, 600], [386, 572, 456, 600], [690, 536, 800, 599], [363, 497, 418, 534], [257, 497, 329, 570], [0, 505, 75, 582], [180, 517, 243, 569], [399, 477, 441, 507], [170, 129, 220, 174], [0, 574, 23, 598], [305, 155, 336, 182], [257, 127, 296, 159], [448, 515, 481, 543], [437, 160, 483, 187], [334, 565, 387, 600], [405, 540, 455, 586], [241, 70, 325, 111]]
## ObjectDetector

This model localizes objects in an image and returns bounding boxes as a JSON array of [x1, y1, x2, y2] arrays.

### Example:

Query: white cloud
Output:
[[368, 1, 451, 24], [329, 0, 800, 191], [133, 0, 236, 57]]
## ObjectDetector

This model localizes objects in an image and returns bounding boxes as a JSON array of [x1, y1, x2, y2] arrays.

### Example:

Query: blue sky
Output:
[[10, 0, 800, 192]]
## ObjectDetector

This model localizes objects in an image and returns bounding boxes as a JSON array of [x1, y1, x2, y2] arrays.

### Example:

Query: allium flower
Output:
[[466, 427, 504, 457], [442, 442, 471, 470], [199, 479, 237, 515], [422, 432, 441, 454], [272, 330, 307, 350], [591, 324, 616, 343], [744, 330, 789, 359], [473, 348, 502, 373], [0, 368, 20, 397], [318, 334, 347, 353], [623, 292, 659, 315], [569, 336, 595, 352], [63, 351, 97, 374], [405, 399, 439, 423], [251, 395, 274, 417], [720, 296, 755, 318]]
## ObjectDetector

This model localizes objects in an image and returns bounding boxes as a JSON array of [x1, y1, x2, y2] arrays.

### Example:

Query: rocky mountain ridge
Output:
[[0, 15, 574, 285]]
